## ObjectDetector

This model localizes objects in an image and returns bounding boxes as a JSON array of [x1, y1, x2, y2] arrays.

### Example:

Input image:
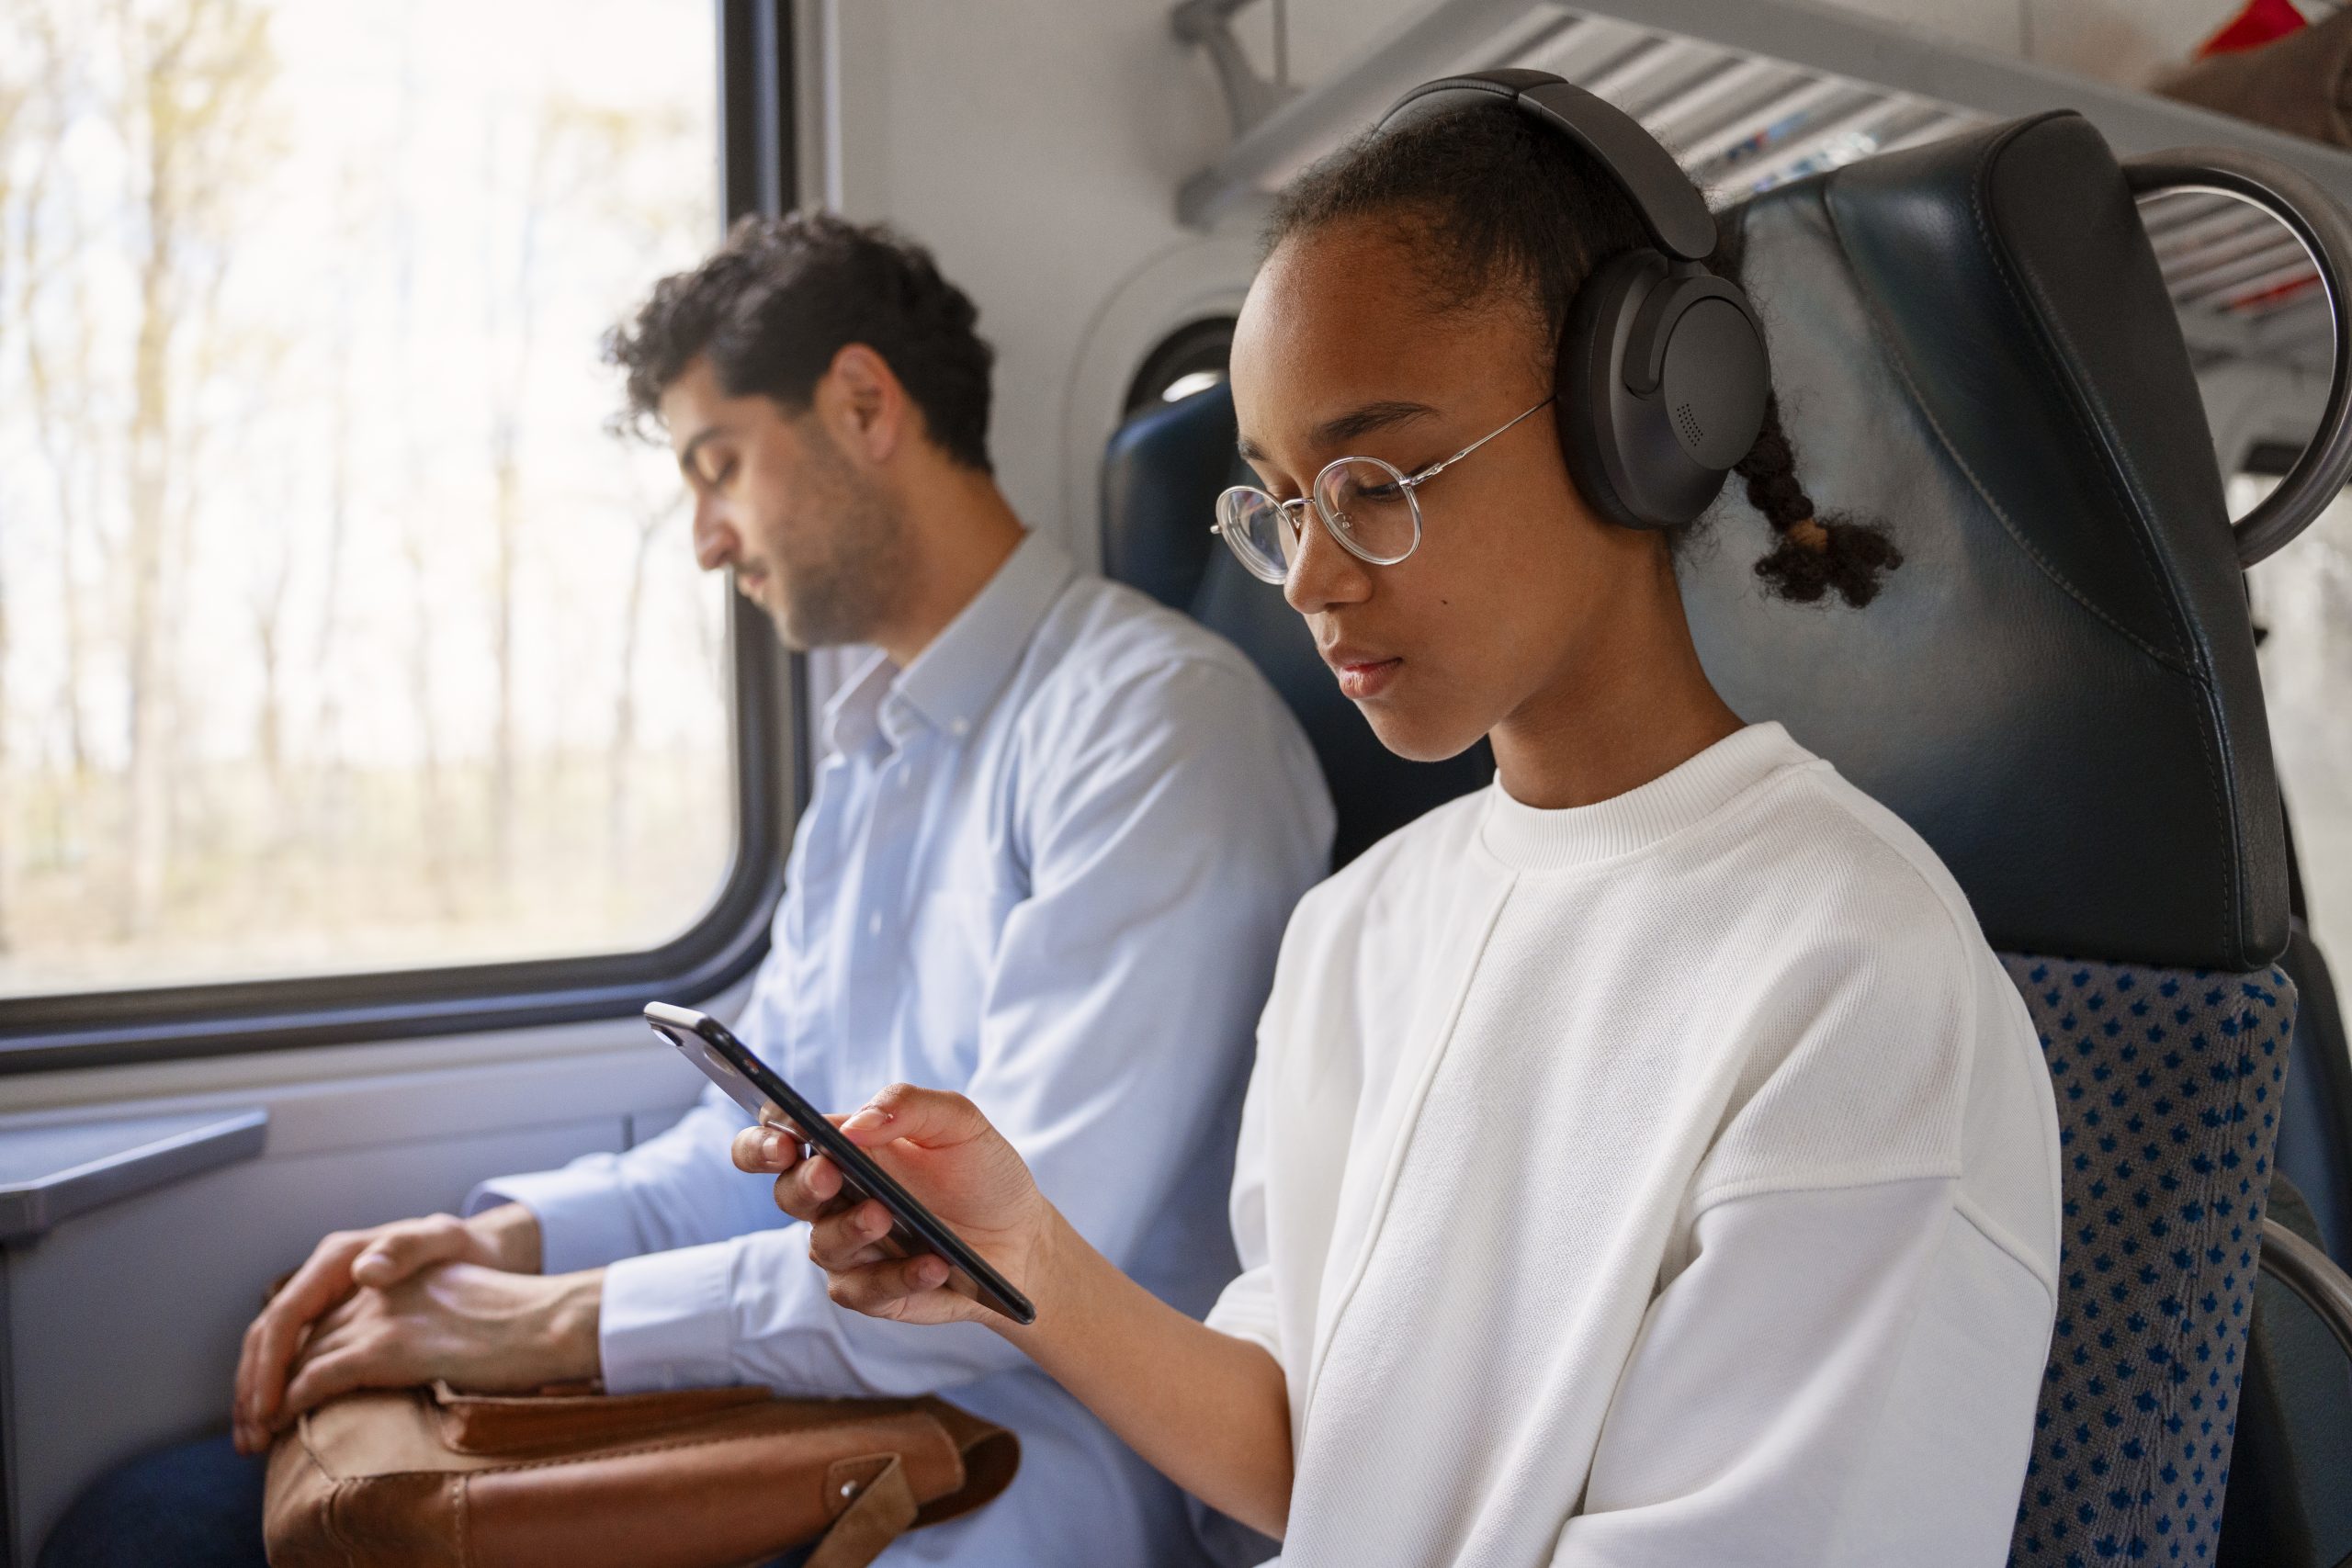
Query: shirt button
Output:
[[950, 718, 969, 737], [867, 912, 882, 937]]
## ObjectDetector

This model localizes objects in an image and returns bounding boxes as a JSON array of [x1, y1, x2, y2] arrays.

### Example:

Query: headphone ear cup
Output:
[[1557, 250, 1771, 530], [1556, 251, 1671, 530]]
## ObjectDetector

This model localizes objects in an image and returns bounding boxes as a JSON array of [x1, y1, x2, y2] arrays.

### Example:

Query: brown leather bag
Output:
[[262, 1380, 1020, 1568]]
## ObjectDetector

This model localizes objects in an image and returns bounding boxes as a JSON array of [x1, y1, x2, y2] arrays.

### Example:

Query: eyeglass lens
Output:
[[1216, 457, 1420, 584], [1313, 458, 1417, 564], [1215, 489, 1305, 582]]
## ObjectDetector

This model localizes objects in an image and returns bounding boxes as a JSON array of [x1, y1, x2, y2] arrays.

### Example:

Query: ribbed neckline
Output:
[[1479, 720, 1810, 872]]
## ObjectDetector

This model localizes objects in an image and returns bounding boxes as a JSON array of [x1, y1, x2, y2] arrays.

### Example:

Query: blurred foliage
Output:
[[0, 0, 735, 994]]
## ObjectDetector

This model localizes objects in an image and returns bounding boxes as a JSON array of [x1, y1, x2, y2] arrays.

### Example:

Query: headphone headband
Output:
[[1370, 67, 1769, 531], [1377, 68, 1719, 263]]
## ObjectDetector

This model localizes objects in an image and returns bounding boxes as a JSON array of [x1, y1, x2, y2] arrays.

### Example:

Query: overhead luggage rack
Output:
[[1176, 0, 2352, 370]]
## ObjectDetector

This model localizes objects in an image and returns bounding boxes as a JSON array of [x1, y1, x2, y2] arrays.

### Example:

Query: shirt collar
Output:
[[820, 530, 1077, 758], [894, 529, 1075, 739], [821, 649, 898, 760], [1479, 720, 1811, 871]]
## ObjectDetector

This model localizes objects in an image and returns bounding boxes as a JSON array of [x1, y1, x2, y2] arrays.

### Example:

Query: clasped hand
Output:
[[729, 1084, 1056, 1329], [231, 1208, 599, 1455]]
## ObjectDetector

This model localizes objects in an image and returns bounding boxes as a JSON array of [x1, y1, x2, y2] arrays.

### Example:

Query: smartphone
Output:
[[642, 1001, 1036, 1325]]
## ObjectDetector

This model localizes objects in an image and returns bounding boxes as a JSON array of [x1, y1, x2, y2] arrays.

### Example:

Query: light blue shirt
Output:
[[473, 531, 1333, 1566]]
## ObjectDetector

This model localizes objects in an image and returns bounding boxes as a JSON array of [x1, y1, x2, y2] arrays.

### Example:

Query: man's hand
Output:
[[729, 1085, 1057, 1329], [264, 1262, 604, 1435], [232, 1206, 543, 1454]]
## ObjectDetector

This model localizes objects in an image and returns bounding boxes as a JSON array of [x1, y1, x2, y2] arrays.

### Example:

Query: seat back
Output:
[[1102, 387, 1491, 868], [1704, 112, 2301, 1565], [2216, 1175, 2352, 1568], [2276, 919, 2352, 1266]]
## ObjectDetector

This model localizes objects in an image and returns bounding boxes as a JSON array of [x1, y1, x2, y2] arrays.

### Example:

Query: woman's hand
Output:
[[736, 1082, 1295, 1537], [730, 1084, 1057, 1328]]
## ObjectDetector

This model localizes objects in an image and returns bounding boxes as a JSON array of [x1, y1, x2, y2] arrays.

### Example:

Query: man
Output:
[[41, 214, 1331, 1567]]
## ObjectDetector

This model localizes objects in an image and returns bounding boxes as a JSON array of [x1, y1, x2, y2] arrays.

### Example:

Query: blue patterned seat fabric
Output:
[[2003, 955, 2299, 1566]]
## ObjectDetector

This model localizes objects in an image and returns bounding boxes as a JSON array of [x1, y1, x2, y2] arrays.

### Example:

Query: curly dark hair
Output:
[[1265, 101, 1900, 608], [605, 211, 996, 474]]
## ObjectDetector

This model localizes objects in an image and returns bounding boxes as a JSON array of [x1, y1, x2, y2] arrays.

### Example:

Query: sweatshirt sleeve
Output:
[[1551, 1175, 2049, 1568], [1204, 1040, 1280, 1362]]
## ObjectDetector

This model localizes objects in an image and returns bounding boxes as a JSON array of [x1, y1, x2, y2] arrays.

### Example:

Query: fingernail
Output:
[[917, 1258, 949, 1288], [842, 1106, 890, 1134], [761, 1130, 785, 1161]]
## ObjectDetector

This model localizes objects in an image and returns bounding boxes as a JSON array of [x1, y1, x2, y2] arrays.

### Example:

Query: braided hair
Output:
[[1732, 394, 1904, 605], [1265, 102, 1901, 608]]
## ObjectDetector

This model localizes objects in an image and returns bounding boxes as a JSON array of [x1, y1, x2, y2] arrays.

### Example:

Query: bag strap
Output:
[[802, 1454, 920, 1568]]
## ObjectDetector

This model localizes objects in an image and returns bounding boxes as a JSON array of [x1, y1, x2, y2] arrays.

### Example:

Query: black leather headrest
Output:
[[1099, 112, 2286, 966], [1101, 386, 1491, 868], [1690, 110, 2287, 968]]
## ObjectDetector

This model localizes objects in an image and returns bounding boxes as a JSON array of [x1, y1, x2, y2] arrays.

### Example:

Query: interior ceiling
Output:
[[1508, 12, 2329, 367], [1211, 4, 2337, 373]]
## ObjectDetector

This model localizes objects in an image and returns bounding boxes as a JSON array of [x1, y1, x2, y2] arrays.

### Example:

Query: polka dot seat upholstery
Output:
[[1669, 113, 2309, 1566], [2002, 958, 2298, 1564]]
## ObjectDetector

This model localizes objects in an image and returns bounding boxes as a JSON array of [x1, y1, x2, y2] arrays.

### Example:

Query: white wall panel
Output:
[[11, 1115, 634, 1562], [814, 0, 1237, 557], [6, 994, 735, 1559]]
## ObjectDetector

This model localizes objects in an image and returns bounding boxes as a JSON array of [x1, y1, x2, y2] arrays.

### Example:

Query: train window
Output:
[[0, 1, 789, 1064], [2232, 460, 2352, 964], [1123, 317, 1236, 416]]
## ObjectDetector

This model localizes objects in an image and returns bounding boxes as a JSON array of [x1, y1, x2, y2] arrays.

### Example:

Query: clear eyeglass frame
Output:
[[1210, 393, 1557, 585]]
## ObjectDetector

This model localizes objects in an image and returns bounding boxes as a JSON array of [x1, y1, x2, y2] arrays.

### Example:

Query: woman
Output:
[[736, 95, 2063, 1566]]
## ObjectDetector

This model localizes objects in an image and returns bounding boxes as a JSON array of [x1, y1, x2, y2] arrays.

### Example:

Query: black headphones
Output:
[[1377, 69, 1771, 531]]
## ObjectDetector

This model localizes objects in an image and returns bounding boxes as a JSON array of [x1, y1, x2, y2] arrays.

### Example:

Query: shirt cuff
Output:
[[1204, 1262, 1282, 1363], [596, 1240, 744, 1393], [468, 1165, 642, 1277]]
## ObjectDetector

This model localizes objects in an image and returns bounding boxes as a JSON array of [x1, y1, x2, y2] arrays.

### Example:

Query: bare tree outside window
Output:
[[0, 0, 732, 998]]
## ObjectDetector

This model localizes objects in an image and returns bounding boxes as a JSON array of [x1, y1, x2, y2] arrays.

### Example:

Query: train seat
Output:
[[1700, 107, 2343, 1567], [2277, 914, 2352, 1265], [1100, 107, 2352, 1565], [1101, 387, 1491, 870]]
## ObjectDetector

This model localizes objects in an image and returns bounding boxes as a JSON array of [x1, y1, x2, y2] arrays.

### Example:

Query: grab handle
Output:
[[2127, 149, 2352, 567]]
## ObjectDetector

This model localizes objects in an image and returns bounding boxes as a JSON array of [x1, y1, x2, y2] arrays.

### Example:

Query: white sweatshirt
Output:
[[1205, 721, 2064, 1567]]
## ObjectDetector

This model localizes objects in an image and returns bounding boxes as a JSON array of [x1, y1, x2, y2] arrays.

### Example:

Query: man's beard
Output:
[[768, 433, 910, 651]]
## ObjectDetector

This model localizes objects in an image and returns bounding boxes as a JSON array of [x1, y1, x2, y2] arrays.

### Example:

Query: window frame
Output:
[[1122, 316, 1238, 418], [0, 0, 808, 1077]]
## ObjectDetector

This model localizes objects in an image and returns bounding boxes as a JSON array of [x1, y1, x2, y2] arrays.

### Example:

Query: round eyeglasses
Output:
[[1211, 395, 1556, 585]]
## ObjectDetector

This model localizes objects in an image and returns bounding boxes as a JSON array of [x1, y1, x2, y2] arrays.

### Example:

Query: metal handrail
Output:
[[2259, 1214, 2352, 1358], [2126, 152, 2352, 568]]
